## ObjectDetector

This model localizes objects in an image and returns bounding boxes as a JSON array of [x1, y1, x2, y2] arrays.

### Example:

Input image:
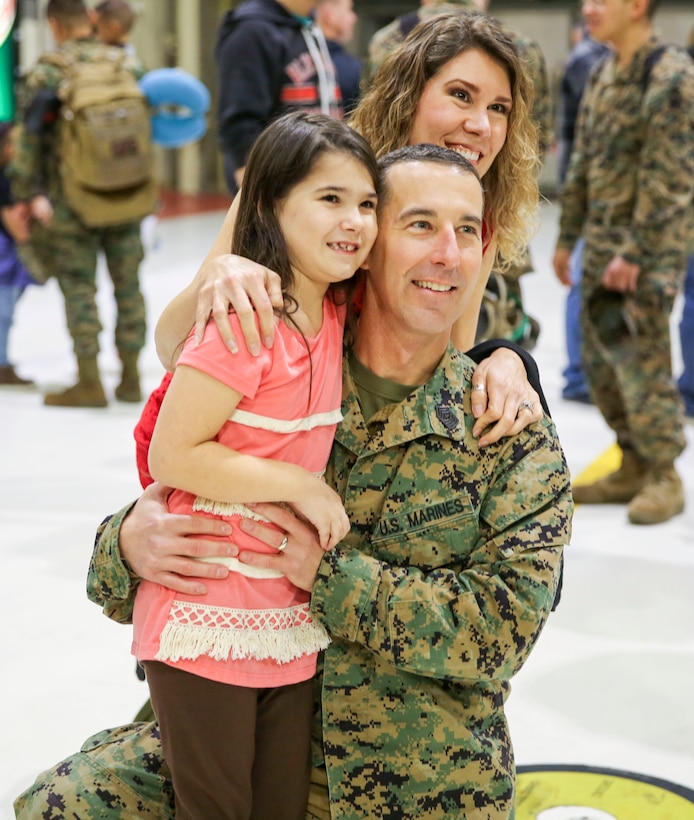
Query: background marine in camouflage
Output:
[[554, 0, 694, 526], [8, 0, 150, 407]]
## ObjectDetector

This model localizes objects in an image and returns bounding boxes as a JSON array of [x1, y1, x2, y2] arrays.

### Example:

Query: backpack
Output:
[[43, 46, 157, 227]]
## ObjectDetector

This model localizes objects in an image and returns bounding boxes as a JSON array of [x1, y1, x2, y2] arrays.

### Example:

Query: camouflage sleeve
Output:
[[558, 74, 594, 249], [86, 501, 141, 625], [621, 62, 694, 265], [311, 419, 572, 683], [6, 126, 44, 201], [8, 60, 64, 199]]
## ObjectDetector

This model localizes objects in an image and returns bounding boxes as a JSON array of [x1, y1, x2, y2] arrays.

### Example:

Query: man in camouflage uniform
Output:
[[15, 146, 571, 819], [9, 0, 147, 407], [367, 0, 553, 349], [553, 0, 694, 525]]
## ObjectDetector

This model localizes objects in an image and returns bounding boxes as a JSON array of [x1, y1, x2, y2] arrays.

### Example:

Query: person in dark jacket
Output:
[[216, 0, 342, 194], [314, 0, 362, 113]]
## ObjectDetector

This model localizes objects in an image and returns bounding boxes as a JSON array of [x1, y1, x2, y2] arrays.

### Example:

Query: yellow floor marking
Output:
[[572, 443, 622, 487]]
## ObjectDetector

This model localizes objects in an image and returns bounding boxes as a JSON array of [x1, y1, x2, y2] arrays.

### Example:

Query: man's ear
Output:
[[629, 0, 650, 22]]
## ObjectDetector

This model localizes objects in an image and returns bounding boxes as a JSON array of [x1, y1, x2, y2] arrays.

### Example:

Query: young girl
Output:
[[132, 111, 379, 820]]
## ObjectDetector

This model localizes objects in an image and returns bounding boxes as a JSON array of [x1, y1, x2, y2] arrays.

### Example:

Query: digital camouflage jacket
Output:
[[308, 346, 571, 818]]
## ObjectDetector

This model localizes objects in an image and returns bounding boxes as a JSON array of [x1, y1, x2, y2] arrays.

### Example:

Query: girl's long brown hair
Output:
[[232, 111, 380, 314]]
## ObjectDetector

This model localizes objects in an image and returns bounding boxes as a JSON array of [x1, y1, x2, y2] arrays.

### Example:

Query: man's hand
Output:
[[602, 255, 640, 293], [237, 502, 325, 592], [29, 194, 53, 226], [553, 246, 572, 286], [120, 482, 236, 595], [193, 254, 283, 355], [470, 348, 543, 447]]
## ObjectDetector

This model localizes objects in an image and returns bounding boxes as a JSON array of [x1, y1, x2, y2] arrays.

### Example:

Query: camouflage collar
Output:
[[336, 345, 471, 455]]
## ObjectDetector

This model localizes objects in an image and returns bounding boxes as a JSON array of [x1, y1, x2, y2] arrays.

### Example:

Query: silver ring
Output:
[[277, 535, 288, 552], [518, 400, 533, 413], [472, 384, 487, 393]]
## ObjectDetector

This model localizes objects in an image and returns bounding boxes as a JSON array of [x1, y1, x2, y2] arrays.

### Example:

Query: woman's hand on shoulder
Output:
[[470, 348, 543, 447], [194, 254, 284, 356]]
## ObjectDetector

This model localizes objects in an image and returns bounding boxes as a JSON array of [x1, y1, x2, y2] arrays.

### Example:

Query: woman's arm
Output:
[[154, 197, 283, 370], [450, 238, 496, 352], [155, 230, 541, 445], [448, 239, 544, 445]]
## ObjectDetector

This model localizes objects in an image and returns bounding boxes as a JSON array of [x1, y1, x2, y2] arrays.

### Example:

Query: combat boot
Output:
[[0, 365, 34, 386], [572, 448, 646, 504], [44, 356, 107, 408], [115, 350, 141, 403], [627, 463, 685, 525]]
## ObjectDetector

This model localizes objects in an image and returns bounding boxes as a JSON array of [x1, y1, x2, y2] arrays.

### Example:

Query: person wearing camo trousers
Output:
[[15, 145, 572, 819], [368, 0, 553, 349], [553, 0, 694, 526], [8, 0, 148, 407]]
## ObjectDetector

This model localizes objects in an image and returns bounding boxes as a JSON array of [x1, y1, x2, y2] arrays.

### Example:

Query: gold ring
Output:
[[472, 384, 487, 393], [277, 535, 289, 552]]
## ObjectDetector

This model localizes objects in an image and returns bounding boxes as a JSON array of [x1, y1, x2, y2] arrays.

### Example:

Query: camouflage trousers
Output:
[[580, 272, 686, 464], [18, 218, 146, 359], [14, 721, 333, 819]]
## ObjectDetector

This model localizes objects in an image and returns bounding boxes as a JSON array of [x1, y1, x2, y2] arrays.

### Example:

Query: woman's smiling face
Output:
[[408, 47, 513, 180]]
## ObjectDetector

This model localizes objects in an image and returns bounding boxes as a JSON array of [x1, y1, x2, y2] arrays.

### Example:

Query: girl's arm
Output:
[[149, 365, 349, 548]]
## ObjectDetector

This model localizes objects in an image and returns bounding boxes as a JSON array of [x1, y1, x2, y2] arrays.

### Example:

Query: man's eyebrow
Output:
[[397, 206, 436, 221], [397, 207, 483, 226]]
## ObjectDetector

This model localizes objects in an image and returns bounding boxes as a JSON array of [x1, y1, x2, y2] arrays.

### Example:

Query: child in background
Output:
[[90, 0, 137, 56], [0, 123, 39, 386], [132, 112, 380, 819]]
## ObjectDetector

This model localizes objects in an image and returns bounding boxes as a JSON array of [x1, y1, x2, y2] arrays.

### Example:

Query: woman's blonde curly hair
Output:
[[349, 12, 540, 267]]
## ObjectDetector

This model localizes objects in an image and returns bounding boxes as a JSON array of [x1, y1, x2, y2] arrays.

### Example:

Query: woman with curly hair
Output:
[[352, 12, 538, 288], [155, 12, 540, 382]]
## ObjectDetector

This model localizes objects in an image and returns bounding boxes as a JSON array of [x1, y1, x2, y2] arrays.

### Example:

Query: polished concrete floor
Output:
[[2, 200, 693, 818]]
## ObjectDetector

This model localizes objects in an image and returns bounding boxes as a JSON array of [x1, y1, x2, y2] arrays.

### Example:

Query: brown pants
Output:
[[144, 661, 313, 820]]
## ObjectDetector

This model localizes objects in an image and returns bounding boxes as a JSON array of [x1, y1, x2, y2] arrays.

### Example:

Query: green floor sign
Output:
[[0, 0, 17, 121]]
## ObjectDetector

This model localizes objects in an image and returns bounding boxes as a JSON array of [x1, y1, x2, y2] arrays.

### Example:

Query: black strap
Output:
[[593, 44, 671, 93], [397, 11, 421, 39], [642, 44, 668, 91]]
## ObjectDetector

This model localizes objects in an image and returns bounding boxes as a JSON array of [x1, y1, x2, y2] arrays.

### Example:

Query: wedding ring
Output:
[[472, 384, 487, 393], [518, 400, 534, 413], [277, 535, 289, 552]]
